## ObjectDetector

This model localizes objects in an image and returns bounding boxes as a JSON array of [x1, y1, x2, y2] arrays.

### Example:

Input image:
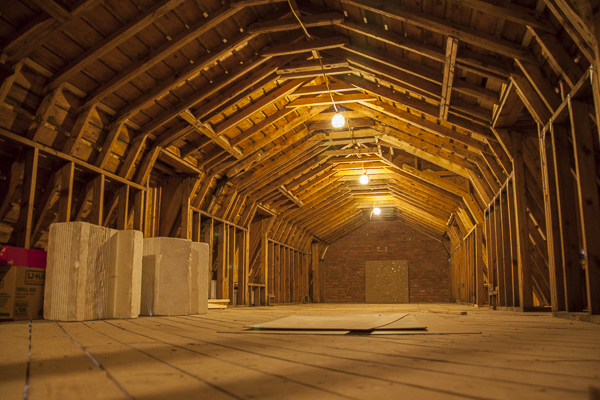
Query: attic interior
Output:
[[1, 0, 600, 398]]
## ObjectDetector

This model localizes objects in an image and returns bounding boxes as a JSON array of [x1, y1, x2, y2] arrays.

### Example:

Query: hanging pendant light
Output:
[[373, 207, 381, 215], [360, 162, 368, 184], [331, 112, 345, 128], [360, 173, 369, 185]]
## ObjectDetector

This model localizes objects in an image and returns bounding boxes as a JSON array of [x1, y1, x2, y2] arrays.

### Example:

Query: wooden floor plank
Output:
[[27, 321, 128, 400], [166, 315, 596, 396], [1, 304, 598, 400], [68, 321, 239, 400], [0, 321, 29, 400]]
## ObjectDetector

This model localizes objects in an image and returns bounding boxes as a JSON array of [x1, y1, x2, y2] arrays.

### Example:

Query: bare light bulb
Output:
[[360, 173, 369, 184], [331, 113, 345, 128], [373, 207, 381, 215]]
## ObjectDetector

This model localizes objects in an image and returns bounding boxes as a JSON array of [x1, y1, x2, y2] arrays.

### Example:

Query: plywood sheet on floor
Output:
[[1, 304, 600, 399], [247, 312, 408, 330]]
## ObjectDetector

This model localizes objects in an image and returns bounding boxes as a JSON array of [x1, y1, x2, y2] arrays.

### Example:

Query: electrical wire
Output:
[[286, 0, 338, 113]]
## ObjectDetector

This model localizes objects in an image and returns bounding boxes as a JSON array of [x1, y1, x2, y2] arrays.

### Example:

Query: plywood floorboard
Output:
[[0, 304, 599, 399]]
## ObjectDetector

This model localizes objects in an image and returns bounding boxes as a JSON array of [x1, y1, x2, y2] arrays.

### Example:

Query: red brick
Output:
[[323, 219, 450, 303]]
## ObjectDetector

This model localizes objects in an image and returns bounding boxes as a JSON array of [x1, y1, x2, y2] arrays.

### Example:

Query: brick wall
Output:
[[323, 219, 451, 303]]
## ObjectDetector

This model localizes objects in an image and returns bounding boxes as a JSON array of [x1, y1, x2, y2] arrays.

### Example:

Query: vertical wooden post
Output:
[[288, 248, 296, 303], [512, 133, 534, 309], [216, 223, 227, 299], [133, 189, 144, 232], [488, 207, 498, 308], [16, 148, 38, 248], [260, 218, 270, 306], [304, 253, 310, 302], [268, 241, 275, 301], [551, 123, 585, 312], [311, 243, 319, 302], [507, 179, 521, 308], [228, 226, 236, 304], [500, 190, 514, 307], [58, 162, 74, 222], [275, 244, 281, 303], [91, 174, 104, 226], [475, 224, 486, 306], [484, 210, 493, 308], [540, 127, 566, 311], [117, 185, 129, 230], [286, 247, 290, 303], [180, 177, 192, 239], [242, 229, 249, 306], [223, 224, 229, 300], [192, 212, 200, 242], [569, 98, 600, 315], [494, 200, 506, 307]]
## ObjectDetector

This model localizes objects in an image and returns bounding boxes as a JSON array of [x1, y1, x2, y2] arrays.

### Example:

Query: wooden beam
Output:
[[276, 67, 353, 80], [27, 84, 65, 142], [569, 98, 600, 315], [81, 5, 239, 109], [180, 177, 193, 240], [458, 0, 557, 34], [117, 185, 129, 230], [260, 36, 349, 57], [277, 58, 349, 75], [511, 74, 553, 125], [241, 107, 328, 156], [16, 148, 38, 248], [287, 93, 375, 107], [111, 31, 260, 128], [95, 122, 125, 169], [214, 78, 307, 135], [45, 0, 187, 93], [134, 147, 161, 185], [511, 133, 534, 309], [529, 28, 583, 88], [440, 37, 459, 120], [540, 128, 565, 311], [248, 12, 344, 34], [515, 60, 562, 114], [0, 127, 146, 191], [3, 0, 106, 64], [278, 185, 304, 207], [344, 0, 538, 64], [91, 174, 105, 226], [0, 62, 22, 106], [195, 68, 282, 123], [62, 107, 96, 155], [58, 162, 75, 222], [294, 82, 355, 96]]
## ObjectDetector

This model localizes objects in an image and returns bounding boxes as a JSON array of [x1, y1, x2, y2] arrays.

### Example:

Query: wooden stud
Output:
[[116, 185, 129, 231], [440, 37, 459, 120], [551, 123, 585, 312], [16, 148, 38, 248], [512, 133, 534, 309], [133, 189, 144, 232], [57, 162, 75, 223], [569, 98, 600, 315]]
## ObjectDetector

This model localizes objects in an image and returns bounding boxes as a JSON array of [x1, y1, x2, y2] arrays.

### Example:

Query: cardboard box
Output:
[[0, 246, 47, 269], [0, 265, 45, 320]]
